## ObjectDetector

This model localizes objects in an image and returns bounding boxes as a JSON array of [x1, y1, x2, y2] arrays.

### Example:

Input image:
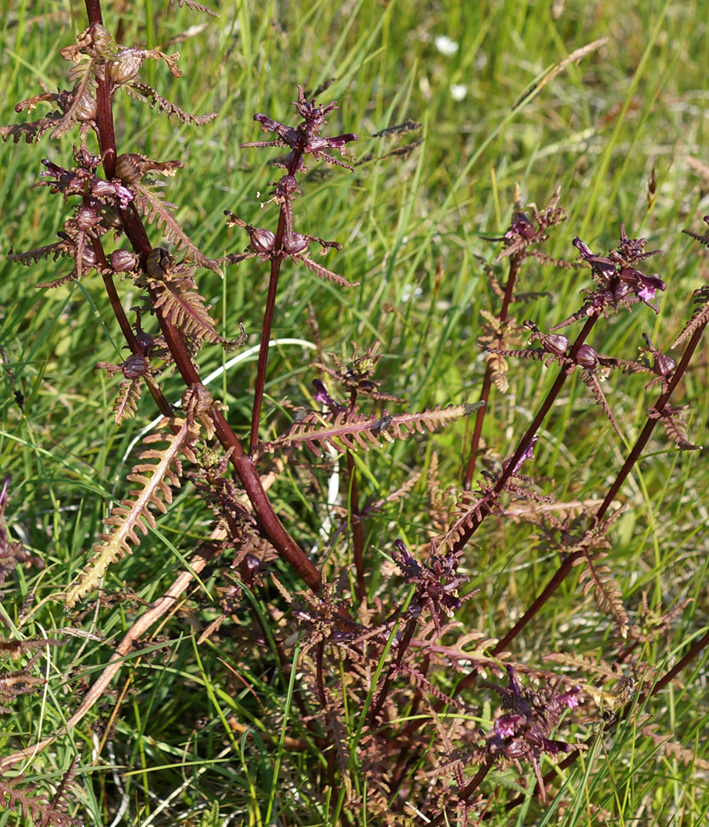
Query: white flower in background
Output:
[[435, 35, 459, 56], [450, 84, 467, 101]]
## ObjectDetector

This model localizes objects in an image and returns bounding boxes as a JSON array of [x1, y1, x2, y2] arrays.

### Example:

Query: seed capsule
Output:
[[575, 344, 599, 369], [110, 249, 139, 272], [654, 352, 675, 377], [146, 247, 174, 279], [248, 226, 276, 254], [76, 206, 100, 231], [108, 51, 142, 84], [80, 247, 97, 268], [542, 334, 569, 356], [115, 153, 145, 185], [89, 24, 113, 56], [73, 90, 97, 121], [121, 354, 149, 379], [283, 233, 309, 255]]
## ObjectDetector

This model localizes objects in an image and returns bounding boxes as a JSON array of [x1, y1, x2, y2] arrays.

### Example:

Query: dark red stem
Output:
[[249, 212, 287, 453], [86, 0, 321, 592], [347, 451, 366, 604], [453, 314, 598, 554], [463, 254, 522, 489], [249, 158, 303, 454], [486, 315, 708, 658]]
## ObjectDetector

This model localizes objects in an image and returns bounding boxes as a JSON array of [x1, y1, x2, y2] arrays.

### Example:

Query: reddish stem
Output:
[[485, 316, 708, 658], [453, 314, 598, 555], [86, 0, 321, 592], [463, 254, 522, 489], [346, 451, 366, 603], [249, 211, 287, 453], [249, 157, 303, 454]]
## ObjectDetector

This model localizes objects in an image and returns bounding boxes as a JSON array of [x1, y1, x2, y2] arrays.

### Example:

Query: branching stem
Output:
[[86, 0, 321, 592], [453, 314, 598, 554], [463, 253, 522, 488], [488, 315, 708, 656]]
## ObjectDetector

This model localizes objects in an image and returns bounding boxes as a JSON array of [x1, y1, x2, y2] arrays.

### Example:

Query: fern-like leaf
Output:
[[126, 81, 219, 124], [150, 274, 232, 347], [0, 653, 46, 712], [575, 552, 629, 638], [7, 240, 72, 267], [170, 0, 219, 16], [672, 287, 709, 349], [133, 184, 222, 274], [40, 757, 81, 827], [112, 378, 143, 424], [35, 272, 80, 290], [486, 350, 509, 392], [65, 412, 201, 606], [258, 403, 479, 457], [661, 410, 701, 451], [291, 252, 358, 288], [642, 724, 709, 771], [0, 773, 80, 827], [581, 371, 622, 438], [0, 90, 74, 144], [438, 487, 496, 551], [51, 69, 95, 139], [543, 652, 620, 681], [0, 117, 60, 144]]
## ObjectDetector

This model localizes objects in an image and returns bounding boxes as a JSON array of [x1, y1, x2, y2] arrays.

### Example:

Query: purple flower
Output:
[[480, 669, 585, 802], [558, 688, 582, 709], [636, 274, 666, 304], [494, 714, 519, 738]]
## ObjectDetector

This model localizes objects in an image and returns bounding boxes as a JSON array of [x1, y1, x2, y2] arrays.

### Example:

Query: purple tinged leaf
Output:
[[312, 378, 342, 411], [393, 539, 421, 579], [572, 237, 594, 258], [504, 435, 539, 474]]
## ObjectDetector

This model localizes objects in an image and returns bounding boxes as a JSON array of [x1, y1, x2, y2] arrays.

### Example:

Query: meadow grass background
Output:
[[0, 0, 708, 824]]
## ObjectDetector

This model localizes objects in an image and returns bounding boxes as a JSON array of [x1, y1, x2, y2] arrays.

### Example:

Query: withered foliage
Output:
[[2, 4, 709, 824]]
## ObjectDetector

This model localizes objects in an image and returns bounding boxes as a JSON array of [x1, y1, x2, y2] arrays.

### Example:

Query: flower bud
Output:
[[135, 329, 155, 355], [273, 175, 300, 203]]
